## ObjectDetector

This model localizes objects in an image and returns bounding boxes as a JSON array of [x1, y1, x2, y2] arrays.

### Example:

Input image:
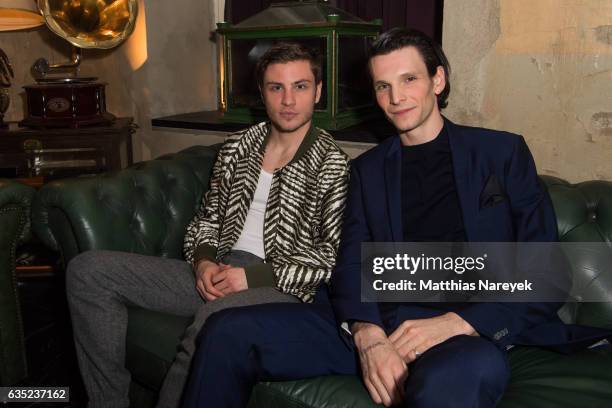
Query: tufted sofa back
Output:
[[32, 145, 219, 264], [541, 176, 612, 329], [31, 149, 612, 327]]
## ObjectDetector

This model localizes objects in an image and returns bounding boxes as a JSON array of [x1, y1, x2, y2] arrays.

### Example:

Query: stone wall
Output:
[[443, 0, 612, 181]]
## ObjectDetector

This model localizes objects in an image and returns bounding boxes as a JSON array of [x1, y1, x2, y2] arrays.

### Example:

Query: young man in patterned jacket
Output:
[[65, 42, 349, 408]]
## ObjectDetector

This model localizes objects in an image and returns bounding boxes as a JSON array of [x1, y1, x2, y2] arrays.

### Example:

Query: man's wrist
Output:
[[194, 259, 216, 271], [447, 312, 477, 336], [352, 322, 387, 350]]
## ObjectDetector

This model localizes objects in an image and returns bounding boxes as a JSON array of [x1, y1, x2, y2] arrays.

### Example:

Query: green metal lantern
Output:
[[216, 0, 381, 130]]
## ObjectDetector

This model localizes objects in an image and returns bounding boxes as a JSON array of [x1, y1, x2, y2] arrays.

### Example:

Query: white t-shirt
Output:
[[232, 169, 274, 259]]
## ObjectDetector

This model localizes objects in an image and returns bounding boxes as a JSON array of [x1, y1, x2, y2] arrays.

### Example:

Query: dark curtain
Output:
[[225, 0, 444, 44], [224, 0, 273, 25], [334, 0, 443, 43]]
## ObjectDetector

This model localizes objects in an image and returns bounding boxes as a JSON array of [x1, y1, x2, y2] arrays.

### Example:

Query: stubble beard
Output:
[[386, 113, 418, 135], [270, 111, 313, 134], [388, 103, 437, 136]]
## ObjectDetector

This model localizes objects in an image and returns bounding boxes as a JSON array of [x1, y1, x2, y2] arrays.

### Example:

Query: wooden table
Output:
[[0, 117, 135, 181]]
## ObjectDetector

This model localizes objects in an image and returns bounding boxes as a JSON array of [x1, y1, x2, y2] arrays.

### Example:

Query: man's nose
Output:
[[282, 89, 296, 106], [389, 86, 405, 105]]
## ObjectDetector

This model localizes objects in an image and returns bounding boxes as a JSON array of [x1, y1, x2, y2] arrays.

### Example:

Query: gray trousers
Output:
[[66, 250, 298, 408]]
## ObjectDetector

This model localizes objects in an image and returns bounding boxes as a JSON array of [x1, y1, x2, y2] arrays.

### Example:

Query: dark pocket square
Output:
[[480, 175, 507, 209]]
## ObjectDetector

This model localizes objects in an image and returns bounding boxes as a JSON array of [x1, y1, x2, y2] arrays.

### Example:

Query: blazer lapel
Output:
[[385, 137, 403, 242], [445, 118, 475, 241]]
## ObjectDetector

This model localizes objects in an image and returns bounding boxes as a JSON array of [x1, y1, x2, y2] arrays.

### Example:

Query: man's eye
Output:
[[269, 85, 282, 91], [296, 84, 308, 90], [405, 76, 417, 82], [375, 84, 389, 92]]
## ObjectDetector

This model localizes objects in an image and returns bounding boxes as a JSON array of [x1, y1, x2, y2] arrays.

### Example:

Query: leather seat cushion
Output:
[[500, 345, 612, 408], [126, 308, 192, 391]]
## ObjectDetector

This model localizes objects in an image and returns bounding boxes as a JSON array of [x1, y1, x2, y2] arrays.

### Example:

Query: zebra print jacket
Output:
[[183, 122, 350, 302]]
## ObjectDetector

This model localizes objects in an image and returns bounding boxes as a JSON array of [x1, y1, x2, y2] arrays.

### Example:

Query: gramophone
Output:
[[20, 0, 138, 128]]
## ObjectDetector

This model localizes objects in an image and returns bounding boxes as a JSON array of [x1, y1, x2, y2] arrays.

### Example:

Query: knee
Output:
[[450, 336, 508, 385], [195, 308, 255, 350], [405, 336, 509, 408], [65, 250, 112, 294], [190, 308, 260, 369]]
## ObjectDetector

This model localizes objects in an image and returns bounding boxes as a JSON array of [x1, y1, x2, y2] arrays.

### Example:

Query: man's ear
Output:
[[315, 81, 322, 103], [259, 85, 265, 103], [433, 66, 446, 95]]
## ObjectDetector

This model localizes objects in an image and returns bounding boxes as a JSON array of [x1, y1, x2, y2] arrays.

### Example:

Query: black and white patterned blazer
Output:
[[183, 121, 350, 302]]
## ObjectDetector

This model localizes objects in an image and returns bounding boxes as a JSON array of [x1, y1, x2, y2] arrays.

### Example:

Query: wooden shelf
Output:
[[0, 117, 135, 180], [16, 265, 55, 279], [16, 176, 45, 188], [152, 110, 396, 144]]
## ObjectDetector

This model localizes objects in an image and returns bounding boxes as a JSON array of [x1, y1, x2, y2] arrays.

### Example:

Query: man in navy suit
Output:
[[182, 28, 608, 408]]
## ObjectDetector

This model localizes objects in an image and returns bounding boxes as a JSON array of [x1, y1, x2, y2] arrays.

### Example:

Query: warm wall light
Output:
[[0, 0, 44, 31], [123, 0, 148, 71]]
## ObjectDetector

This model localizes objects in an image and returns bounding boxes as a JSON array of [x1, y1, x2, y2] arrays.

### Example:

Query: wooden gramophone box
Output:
[[20, 80, 115, 128]]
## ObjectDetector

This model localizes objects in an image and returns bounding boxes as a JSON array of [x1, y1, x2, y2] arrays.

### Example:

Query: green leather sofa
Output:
[[0, 179, 35, 386], [32, 146, 612, 407]]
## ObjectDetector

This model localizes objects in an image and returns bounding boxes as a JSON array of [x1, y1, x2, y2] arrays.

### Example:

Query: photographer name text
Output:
[[372, 279, 533, 292]]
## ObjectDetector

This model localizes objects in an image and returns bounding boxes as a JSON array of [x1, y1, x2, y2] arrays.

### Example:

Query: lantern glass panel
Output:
[[338, 35, 373, 111], [229, 37, 328, 110]]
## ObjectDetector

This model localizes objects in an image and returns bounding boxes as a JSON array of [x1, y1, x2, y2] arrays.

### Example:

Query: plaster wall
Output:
[[443, 0, 612, 182]]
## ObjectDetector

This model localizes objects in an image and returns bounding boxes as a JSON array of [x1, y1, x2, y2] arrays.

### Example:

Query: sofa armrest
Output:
[[32, 145, 219, 265], [0, 179, 35, 385]]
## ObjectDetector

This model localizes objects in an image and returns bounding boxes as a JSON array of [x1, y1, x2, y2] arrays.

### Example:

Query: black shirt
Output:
[[401, 126, 466, 242]]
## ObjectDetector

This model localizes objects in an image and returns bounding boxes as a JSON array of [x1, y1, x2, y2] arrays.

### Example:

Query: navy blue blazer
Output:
[[329, 118, 609, 353]]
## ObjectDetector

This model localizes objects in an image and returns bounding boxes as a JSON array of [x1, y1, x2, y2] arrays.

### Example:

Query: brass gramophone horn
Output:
[[33, 0, 138, 78]]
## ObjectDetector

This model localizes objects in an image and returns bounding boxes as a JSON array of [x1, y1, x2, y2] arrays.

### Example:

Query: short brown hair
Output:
[[255, 42, 322, 88]]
